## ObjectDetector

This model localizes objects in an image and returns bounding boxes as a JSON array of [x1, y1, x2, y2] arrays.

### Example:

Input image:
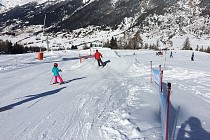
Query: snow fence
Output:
[[151, 61, 178, 140]]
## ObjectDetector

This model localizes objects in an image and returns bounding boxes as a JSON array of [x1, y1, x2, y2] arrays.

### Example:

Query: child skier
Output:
[[52, 63, 64, 84]]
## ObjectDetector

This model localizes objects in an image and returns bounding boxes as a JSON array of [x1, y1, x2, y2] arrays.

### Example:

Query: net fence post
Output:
[[166, 82, 171, 140], [150, 61, 152, 83]]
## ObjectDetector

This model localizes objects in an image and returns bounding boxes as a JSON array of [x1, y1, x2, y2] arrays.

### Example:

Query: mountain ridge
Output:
[[0, 0, 209, 48]]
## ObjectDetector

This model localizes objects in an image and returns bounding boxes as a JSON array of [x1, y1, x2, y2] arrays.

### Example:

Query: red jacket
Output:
[[94, 52, 102, 60]]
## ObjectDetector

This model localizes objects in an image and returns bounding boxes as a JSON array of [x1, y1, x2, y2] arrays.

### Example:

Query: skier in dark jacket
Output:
[[191, 52, 194, 61], [94, 50, 105, 67], [170, 51, 173, 58]]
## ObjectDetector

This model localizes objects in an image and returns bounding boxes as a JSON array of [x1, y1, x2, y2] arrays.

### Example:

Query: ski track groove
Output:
[[11, 100, 70, 140], [60, 80, 116, 140], [27, 97, 44, 109], [60, 96, 84, 139]]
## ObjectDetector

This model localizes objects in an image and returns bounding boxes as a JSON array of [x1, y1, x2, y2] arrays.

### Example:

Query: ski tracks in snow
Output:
[[63, 79, 126, 140], [11, 79, 123, 139], [3, 53, 162, 140], [101, 56, 162, 140]]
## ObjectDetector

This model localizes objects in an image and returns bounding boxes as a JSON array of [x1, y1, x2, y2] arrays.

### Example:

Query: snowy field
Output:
[[0, 49, 210, 140]]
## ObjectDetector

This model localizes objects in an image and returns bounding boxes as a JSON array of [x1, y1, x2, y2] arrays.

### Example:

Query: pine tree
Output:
[[6, 40, 13, 54], [71, 45, 77, 50], [156, 40, 160, 50], [144, 43, 149, 49], [199, 46, 204, 52], [206, 47, 210, 53], [110, 37, 118, 49], [0, 40, 6, 53], [182, 37, 192, 50], [103, 40, 110, 48], [195, 45, 199, 51], [129, 31, 143, 50], [126, 40, 132, 50]]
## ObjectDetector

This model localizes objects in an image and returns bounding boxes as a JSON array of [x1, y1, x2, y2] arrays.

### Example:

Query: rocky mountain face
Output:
[[0, 0, 209, 38]]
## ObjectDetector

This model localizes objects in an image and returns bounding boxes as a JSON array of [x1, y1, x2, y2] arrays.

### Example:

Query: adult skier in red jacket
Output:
[[94, 50, 105, 67]]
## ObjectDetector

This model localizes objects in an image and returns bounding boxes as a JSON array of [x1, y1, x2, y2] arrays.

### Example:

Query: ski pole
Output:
[[59, 69, 62, 78], [92, 59, 96, 68], [50, 75, 54, 83]]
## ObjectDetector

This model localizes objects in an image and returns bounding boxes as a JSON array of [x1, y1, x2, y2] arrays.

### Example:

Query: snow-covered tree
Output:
[[182, 37, 192, 50], [110, 37, 118, 49]]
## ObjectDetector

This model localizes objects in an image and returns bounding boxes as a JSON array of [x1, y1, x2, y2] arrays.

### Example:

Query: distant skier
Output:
[[170, 51, 173, 58], [191, 52, 194, 61], [94, 50, 105, 67], [52, 63, 64, 84]]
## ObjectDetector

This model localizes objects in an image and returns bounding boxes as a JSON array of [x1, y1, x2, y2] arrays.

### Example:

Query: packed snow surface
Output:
[[0, 49, 210, 140]]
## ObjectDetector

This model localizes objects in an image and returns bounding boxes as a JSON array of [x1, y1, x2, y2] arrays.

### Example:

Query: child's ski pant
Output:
[[54, 75, 63, 83]]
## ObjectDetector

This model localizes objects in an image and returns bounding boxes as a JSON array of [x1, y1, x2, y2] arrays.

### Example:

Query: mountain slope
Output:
[[0, 0, 209, 50], [0, 0, 209, 33]]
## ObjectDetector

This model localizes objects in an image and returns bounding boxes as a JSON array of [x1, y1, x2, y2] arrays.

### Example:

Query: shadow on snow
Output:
[[152, 79, 210, 140], [161, 82, 210, 140], [176, 116, 210, 140], [61, 57, 80, 61], [64, 76, 86, 84], [103, 60, 111, 66], [0, 87, 66, 112]]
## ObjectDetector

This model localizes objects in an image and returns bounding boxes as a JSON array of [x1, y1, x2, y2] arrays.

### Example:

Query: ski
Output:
[[50, 82, 65, 85]]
